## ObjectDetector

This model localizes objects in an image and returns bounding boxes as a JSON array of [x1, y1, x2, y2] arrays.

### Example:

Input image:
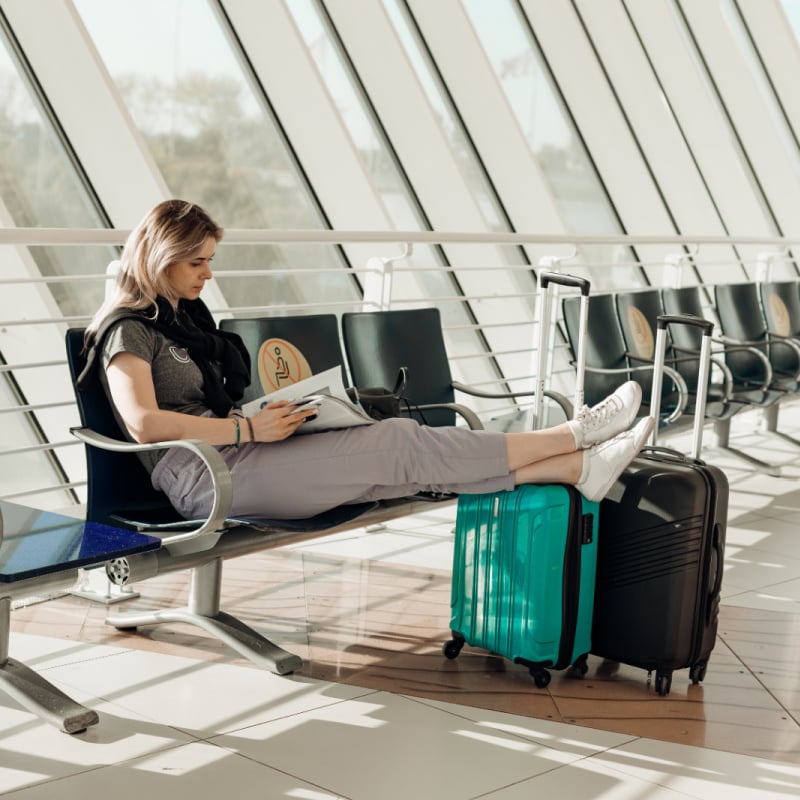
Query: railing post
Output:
[[663, 247, 696, 288], [361, 243, 413, 311], [756, 248, 787, 282]]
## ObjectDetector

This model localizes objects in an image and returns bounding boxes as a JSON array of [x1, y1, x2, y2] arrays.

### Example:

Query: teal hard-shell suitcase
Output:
[[443, 484, 599, 687], [443, 272, 599, 688]]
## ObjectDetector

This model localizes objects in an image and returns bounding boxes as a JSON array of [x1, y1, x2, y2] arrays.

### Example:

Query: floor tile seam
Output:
[[466, 739, 704, 800], [193, 738, 354, 799], [571, 749, 714, 800], [465, 761, 599, 800], [21, 644, 133, 674], [197, 686, 385, 740], [718, 635, 800, 731], [724, 542, 800, 564], [399, 692, 644, 758], [0, 740, 193, 798], [719, 571, 800, 598], [719, 599, 800, 620]]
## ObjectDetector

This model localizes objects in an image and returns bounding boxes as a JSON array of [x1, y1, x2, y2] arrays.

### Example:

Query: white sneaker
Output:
[[576, 416, 655, 502], [570, 381, 643, 449]]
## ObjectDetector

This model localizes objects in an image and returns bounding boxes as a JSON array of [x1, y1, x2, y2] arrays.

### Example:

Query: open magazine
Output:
[[240, 366, 375, 435]]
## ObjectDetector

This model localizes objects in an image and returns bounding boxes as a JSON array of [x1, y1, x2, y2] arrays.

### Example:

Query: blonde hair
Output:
[[85, 199, 223, 342]]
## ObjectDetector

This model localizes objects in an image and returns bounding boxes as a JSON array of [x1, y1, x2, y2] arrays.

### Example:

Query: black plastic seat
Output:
[[561, 292, 687, 428], [615, 289, 785, 473], [220, 313, 349, 405], [614, 289, 695, 418], [661, 285, 787, 473], [341, 307, 567, 430], [714, 282, 800, 393], [661, 285, 781, 408]]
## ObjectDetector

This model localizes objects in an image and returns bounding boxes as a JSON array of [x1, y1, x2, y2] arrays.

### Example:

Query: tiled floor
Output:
[[5, 411, 800, 797]]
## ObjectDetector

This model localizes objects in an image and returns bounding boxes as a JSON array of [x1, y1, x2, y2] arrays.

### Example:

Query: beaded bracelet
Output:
[[245, 416, 255, 443], [232, 416, 241, 448]]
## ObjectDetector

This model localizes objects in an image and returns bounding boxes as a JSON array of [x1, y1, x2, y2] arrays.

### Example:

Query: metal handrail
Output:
[[2, 226, 798, 506]]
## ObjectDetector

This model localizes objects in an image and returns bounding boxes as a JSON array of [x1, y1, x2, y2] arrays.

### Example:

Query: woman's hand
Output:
[[249, 400, 317, 442]]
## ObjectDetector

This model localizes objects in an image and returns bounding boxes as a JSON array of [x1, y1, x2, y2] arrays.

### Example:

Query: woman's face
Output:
[[166, 236, 216, 300]]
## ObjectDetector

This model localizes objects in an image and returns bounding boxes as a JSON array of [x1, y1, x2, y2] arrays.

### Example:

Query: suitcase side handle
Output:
[[709, 522, 725, 600]]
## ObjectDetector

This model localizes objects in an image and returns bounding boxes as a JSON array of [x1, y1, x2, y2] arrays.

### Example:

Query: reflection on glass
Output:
[[75, 0, 357, 311]]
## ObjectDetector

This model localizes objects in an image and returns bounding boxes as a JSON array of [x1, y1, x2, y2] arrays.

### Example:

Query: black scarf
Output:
[[78, 297, 251, 417]]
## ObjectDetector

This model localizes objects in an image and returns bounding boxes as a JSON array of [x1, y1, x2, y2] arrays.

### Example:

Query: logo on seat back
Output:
[[767, 294, 790, 336], [626, 307, 654, 358], [257, 338, 313, 392]]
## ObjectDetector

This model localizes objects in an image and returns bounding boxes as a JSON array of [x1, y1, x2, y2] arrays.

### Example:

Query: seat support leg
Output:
[[0, 598, 99, 734], [104, 559, 303, 675], [711, 419, 783, 476], [761, 403, 800, 449]]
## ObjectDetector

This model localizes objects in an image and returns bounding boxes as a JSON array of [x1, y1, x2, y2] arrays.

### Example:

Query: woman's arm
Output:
[[106, 351, 313, 445]]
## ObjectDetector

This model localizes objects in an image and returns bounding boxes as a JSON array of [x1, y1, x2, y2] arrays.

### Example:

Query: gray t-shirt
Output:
[[100, 318, 222, 471]]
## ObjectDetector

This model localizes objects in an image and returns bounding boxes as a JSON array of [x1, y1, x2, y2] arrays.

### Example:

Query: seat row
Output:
[[64, 306, 560, 682], [561, 279, 800, 476]]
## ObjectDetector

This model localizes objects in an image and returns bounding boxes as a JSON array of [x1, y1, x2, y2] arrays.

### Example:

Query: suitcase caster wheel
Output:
[[530, 668, 551, 689], [571, 654, 589, 677], [689, 662, 707, 684], [442, 638, 464, 660], [655, 672, 672, 696]]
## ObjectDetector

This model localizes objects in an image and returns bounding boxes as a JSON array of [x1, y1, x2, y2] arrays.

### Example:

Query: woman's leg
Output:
[[513, 415, 655, 501]]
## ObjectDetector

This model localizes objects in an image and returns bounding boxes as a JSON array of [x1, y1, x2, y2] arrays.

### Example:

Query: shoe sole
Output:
[[584, 416, 655, 502]]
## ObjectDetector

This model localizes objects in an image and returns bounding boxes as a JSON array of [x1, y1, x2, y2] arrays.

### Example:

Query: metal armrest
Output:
[[714, 336, 775, 386], [583, 363, 688, 424], [70, 427, 232, 551], [451, 381, 573, 421], [765, 333, 800, 377], [671, 345, 734, 400], [413, 402, 484, 430]]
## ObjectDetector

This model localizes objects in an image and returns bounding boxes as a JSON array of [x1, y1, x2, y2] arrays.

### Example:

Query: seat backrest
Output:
[[660, 286, 709, 350], [759, 280, 800, 339], [614, 289, 666, 397], [65, 328, 182, 527], [220, 314, 348, 404], [341, 308, 455, 427], [713, 282, 784, 375], [561, 293, 628, 407]]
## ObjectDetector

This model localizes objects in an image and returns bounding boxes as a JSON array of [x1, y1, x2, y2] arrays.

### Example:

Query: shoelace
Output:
[[577, 395, 623, 432]]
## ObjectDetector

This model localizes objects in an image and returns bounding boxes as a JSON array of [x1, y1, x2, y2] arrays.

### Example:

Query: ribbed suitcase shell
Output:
[[592, 449, 728, 695], [447, 484, 599, 685]]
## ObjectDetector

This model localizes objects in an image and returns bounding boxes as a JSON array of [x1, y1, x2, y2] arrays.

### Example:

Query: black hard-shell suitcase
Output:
[[591, 314, 728, 696]]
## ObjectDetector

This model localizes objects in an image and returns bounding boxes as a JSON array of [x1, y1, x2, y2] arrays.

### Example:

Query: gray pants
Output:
[[152, 417, 514, 520]]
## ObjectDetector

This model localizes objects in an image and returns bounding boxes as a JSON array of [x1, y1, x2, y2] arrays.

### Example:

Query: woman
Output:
[[80, 200, 653, 521]]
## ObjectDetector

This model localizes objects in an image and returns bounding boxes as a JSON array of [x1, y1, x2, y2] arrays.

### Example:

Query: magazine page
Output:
[[240, 366, 375, 434]]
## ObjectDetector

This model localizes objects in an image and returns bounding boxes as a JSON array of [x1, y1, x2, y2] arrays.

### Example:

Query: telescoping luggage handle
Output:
[[649, 313, 713, 460], [535, 272, 590, 431]]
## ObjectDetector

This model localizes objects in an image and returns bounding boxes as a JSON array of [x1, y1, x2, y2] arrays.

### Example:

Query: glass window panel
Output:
[[75, 0, 358, 313], [0, 31, 113, 318], [289, 2, 529, 340], [0, 23, 115, 507], [463, 0, 638, 286]]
